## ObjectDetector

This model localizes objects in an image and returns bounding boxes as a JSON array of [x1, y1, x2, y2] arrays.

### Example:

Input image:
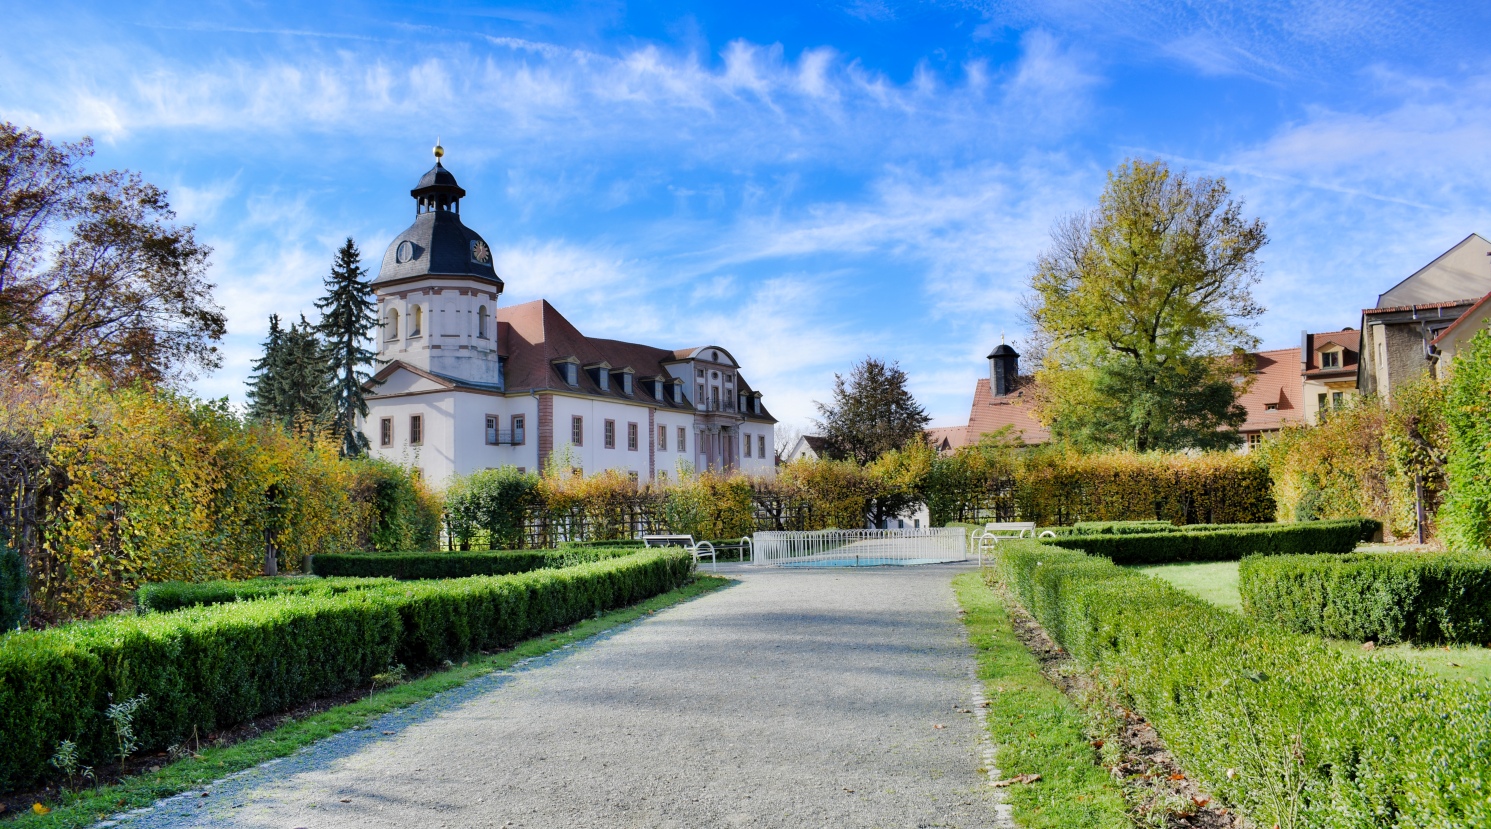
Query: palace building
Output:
[[359, 147, 777, 484]]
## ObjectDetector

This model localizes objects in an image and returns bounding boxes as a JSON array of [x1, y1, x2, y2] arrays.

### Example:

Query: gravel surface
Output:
[[104, 564, 1003, 829]]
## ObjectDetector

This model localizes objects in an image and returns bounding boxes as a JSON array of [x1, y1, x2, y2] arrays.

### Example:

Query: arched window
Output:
[[411, 305, 423, 337], [477, 305, 488, 339], [386, 308, 399, 340]]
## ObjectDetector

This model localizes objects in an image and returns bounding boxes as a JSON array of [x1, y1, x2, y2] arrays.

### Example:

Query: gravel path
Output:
[[104, 564, 1002, 829]]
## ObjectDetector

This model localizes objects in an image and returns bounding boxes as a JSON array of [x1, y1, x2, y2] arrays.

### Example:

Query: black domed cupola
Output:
[[412, 142, 467, 214], [375, 141, 503, 290]]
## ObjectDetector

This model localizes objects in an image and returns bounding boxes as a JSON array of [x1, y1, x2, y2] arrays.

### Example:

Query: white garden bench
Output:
[[970, 522, 1042, 565], [643, 534, 718, 570]]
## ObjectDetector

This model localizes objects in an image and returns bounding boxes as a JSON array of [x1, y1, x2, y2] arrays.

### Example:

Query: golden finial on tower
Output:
[[433, 137, 444, 161]]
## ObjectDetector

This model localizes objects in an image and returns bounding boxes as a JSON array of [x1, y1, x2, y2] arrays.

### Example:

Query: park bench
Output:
[[970, 522, 1043, 565], [643, 534, 718, 570]]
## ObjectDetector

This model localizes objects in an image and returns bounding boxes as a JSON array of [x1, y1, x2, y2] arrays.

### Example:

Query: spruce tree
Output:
[[246, 314, 286, 421], [314, 238, 380, 457], [280, 315, 337, 443]]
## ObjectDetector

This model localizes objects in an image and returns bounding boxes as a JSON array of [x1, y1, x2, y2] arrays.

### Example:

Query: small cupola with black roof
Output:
[[989, 343, 1019, 397], [412, 140, 467, 215]]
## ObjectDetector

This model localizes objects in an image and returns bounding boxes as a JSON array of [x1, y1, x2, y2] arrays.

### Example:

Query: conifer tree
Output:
[[814, 357, 931, 465], [280, 315, 337, 443], [314, 238, 380, 456], [245, 314, 286, 421]]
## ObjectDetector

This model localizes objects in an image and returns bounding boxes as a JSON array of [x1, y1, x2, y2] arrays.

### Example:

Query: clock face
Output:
[[395, 240, 415, 264], [471, 240, 492, 265]]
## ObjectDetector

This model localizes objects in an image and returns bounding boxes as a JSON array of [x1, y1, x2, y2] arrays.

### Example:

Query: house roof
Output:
[[965, 378, 1050, 445], [925, 426, 967, 451], [496, 299, 776, 422], [1237, 347, 1303, 433], [1303, 329, 1359, 378], [1431, 289, 1491, 347], [1376, 233, 1491, 308]]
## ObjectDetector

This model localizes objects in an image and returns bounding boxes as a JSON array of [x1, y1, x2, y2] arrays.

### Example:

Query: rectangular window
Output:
[[517, 467, 526, 474], [1318, 393, 1328, 411], [1248, 432, 1263, 447], [380, 417, 392, 447], [622, 374, 633, 395], [1332, 391, 1344, 408], [678, 427, 687, 453], [1321, 351, 1341, 368], [743, 433, 752, 457], [410, 414, 423, 446], [697, 383, 706, 406], [759, 435, 766, 458], [485, 415, 499, 445], [658, 424, 667, 450], [627, 422, 638, 451], [512, 415, 525, 445], [604, 419, 616, 449], [572, 415, 583, 447]]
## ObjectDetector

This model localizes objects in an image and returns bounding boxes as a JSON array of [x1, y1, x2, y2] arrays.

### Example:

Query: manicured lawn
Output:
[[7, 576, 730, 829], [1139, 558, 1491, 684], [954, 573, 1130, 829], [1133, 560, 1241, 610]]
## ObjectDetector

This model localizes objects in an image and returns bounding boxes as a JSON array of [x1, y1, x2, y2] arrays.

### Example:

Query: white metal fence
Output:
[[751, 527, 967, 567]]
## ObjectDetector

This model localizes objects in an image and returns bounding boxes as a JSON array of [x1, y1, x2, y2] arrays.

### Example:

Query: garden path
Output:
[[104, 564, 1002, 829]]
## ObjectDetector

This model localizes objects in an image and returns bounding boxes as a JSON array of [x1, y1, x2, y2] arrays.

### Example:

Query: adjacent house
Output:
[[783, 435, 830, 462], [1428, 289, 1491, 376], [1358, 233, 1491, 401], [360, 148, 777, 485]]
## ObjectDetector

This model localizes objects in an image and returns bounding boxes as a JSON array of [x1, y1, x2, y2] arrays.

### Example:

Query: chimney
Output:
[[988, 344, 1019, 396], [1301, 329, 1310, 371]]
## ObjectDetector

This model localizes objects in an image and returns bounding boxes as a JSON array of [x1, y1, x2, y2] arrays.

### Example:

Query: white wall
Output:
[[550, 394, 654, 478], [363, 391, 457, 484], [450, 392, 539, 479]]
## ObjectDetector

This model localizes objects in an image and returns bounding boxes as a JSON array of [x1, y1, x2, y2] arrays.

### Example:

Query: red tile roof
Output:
[[1237, 347, 1303, 433], [965, 378, 1050, 445], [1430, 290, 1491, 346]]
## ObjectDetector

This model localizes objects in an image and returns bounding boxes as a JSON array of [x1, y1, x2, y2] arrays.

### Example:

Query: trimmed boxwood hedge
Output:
[[1070, 520, 1178, 535], [307, 545, 641, 579], [1240, 552, 1491, 645], [137, 577, 397, 613], [1039, 518, 1373, 564], [0, 549, 694, 793], [996, 538, 1491, 827]]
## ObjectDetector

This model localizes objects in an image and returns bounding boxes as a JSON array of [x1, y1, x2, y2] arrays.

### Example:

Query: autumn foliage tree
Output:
[[0, 122, 224, 385], [1027, 158, 1266, 451]]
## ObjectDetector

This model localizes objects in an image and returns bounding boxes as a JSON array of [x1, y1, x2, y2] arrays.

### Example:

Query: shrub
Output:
[[445, 466, 542, 550], [1070, 520, 1177, 534], [996, 538, 1491, 829], [308, 546, 641, 579], [1239, 552, 1491, 645], [346, 457, 442, 552], [1039, 518, 1369, 564], [0, 549, 694, 792], [135, 576, 396, 613], [1441, 328, 1491, 551]]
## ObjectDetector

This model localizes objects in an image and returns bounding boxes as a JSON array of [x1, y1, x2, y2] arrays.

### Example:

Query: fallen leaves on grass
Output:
[[991, 774, 1042, 787], [1362, 641, 1376, 651], [32, 803, 50, 815]]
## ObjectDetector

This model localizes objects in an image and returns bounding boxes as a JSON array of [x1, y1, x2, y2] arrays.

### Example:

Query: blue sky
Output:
[[5, 1, 1491, 433]]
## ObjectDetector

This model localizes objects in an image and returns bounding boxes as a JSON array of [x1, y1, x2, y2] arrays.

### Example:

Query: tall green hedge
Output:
[[136, 576, 397, 613], [0, 549, 694, 793], [1038, 518, 1372, 564], [1441, 328, 1491, 551], [996, 538, 1491, 828], [1070, 520, 1177, 535], [307, 546, 641, 579], [1240, 552, 1491, 645]]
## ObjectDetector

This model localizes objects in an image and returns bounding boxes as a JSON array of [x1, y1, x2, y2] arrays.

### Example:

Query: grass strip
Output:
[[952, 573, 1129, 829], [5, 575, 730, 829]]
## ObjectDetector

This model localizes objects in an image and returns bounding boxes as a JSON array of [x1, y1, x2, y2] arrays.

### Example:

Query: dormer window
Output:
[[671, 380, 685, 404], [753, 394, 762, 415], [586, 363, 611, 391], [1320, 350, 1340, 368], [651, 379, 664, 399], [620, 372, 633, 396], [554, 358, 580, 386], [1264, 403, 1279, 411]]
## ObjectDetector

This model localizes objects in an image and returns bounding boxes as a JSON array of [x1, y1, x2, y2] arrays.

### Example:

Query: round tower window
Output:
[[396, 240, 415, 263]]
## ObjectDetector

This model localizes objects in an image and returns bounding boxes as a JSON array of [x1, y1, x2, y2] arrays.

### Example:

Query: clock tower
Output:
[[373, 143, 505, 386]]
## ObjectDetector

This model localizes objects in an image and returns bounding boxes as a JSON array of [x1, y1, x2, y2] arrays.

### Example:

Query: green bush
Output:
[[0, 542, 23, 630], [308, 546, 640, 579], [136, 576, 396, 613], [996, 538, 1491, 828], [1070, 520, 1178, 534], [445, 467, 543, 550], [0, 549, 694, 793], [1442, 328, 1491, 551], [560, 539, 646, 549], [1039, 518, 1368, 564], [1240, 552, 1491, 645]]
